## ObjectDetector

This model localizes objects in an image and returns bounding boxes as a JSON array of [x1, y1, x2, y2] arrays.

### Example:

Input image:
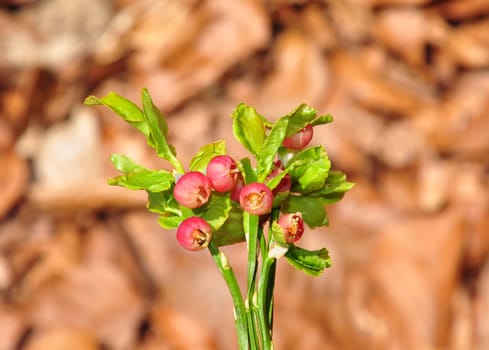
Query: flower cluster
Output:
[[85, 89, 353, 350], [173, 127, 313, 250]]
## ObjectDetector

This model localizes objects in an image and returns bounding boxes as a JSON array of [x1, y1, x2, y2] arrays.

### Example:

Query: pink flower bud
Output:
[[176, 217, 212, 251], [283, 124, 313, 150], [206, 155, 240, 192], [278, 212, 304, 243], [239, 182, 273, 215], [173, 171, 212, 208]]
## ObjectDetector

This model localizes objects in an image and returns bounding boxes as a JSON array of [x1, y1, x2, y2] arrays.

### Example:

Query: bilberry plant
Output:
[[85, 89, 353, 350]]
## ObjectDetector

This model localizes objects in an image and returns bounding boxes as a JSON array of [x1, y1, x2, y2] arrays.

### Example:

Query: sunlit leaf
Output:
[[285, 245, 331, 276]]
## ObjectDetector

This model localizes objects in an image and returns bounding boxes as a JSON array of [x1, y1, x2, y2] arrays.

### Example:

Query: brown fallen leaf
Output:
[[368, 208, 465, 349], [27, 260, 145, 350], [436, 0, 489, 21], [372, 8, 429, 66], [0, 150, 29, 219], [148, 305, 217, 350], [445, 27, 489, 68], [127, 0, 270, 111], [0, 304, 26, 350], [24, 328, 100, 350], [331, 50, 428, 115], [475, 260, 489, 349], [447, 287, 474, 350], [256, 28, 329, 119], [366, 0, 432, 5]]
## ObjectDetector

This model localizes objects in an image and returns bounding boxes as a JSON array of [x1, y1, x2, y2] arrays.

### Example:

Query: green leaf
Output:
[[266, 171, 288, 190], [257, 116, 289, 181], [213, 202, 246, 246], [282, 195, 328, 228], [189, 140, 226, 173], [320, 171, 355, 195], [311, 170, 355, 205], [107, 154, 174, 192], [195, 192, 232, 231], [238, 157, 257, 184], [156, 200, 192, 229], [146, 191, 166, 214], [141, 88, 184, 173], [285, 104, 317, 137], [310, 114, 333, 126], [147, 190, 181, 215], [231, 103, 266, 157], [285, 245, 331, 277], [84, 92, 150, 138], [86, 90, 184, 173], [286, 146, 330, 193], [108, 170, 174, 192], [158, 214, 185, 229], [272, 189, 290, 208], [110, 154, 146, 173]]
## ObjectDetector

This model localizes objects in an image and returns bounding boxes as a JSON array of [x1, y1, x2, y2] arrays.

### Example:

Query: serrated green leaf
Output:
[[158, 214, 184, 229], [320, 171, 355, 195], [286, 146, 330, 193], [108, 169, 174, 192], [108, 153, 174, 192], [84, 92, 150, 137], [238, 157, 257, 184], [147, 190, 182, 215], [141, 88, 184, 173], [110, 154, 146, 173], [272, 189, 290, 208], [189, 140, 226, 173], [213, 202, 246, 246], [285, 104, 317, 137], [266, 171, 288, 190], [282, 195, 328, 228], [194, 192, 232, 231], [296, 163, 329, 193], [285, 245, 331, 277], [146, 191, 166, 214], [310, 114, 333, 126], [231, 103, 266, 157], [311, 170, 355, 204], [257, 116, 289, 181]]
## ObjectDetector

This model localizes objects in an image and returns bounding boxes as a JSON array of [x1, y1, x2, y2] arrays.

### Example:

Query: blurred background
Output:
[[1, 0, 489, 349]]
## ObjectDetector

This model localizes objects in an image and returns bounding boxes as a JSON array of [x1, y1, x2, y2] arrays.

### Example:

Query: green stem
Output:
[[266, 260, 276, 331], [244, 212, 260, 348], [257, 254, 275, 350], [246, 298, 259, 350], [208, 241, 249, 350], [255, 208, 280, 348], [265, 209, 280, 334]]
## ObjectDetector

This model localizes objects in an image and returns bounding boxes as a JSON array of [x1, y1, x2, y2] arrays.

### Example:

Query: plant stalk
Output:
[[208, 241, 249, 350]]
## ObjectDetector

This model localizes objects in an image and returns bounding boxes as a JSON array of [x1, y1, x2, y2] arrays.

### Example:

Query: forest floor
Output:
[[1, 0, 489, 349]]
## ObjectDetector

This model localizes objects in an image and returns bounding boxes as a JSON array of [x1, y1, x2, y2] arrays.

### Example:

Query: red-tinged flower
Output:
[[173, 171, 212, 208], [230, 174, 244, 202], [206, 155, 240, 192], [239, 182, 273, 215], [283, 124, 313, 150], [176, 217, 212, 251], [278, 212, 304, 243]]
